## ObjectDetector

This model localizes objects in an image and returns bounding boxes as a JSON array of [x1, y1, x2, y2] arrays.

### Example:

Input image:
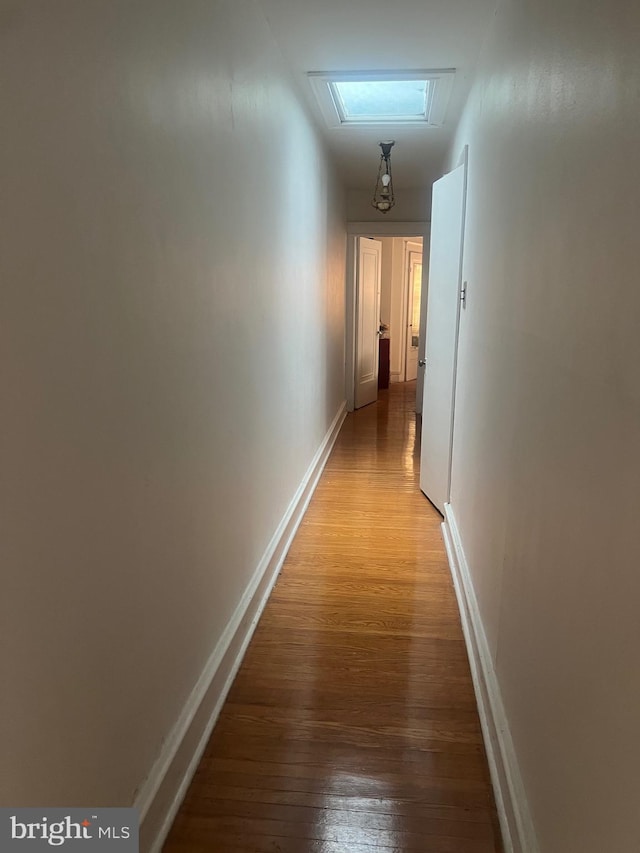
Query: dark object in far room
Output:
[[378, 337, 390, 389]]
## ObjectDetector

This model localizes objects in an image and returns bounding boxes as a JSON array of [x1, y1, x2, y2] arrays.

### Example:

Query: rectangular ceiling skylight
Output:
[[331, 80, 430, 122], [307, 69, 455, 129]]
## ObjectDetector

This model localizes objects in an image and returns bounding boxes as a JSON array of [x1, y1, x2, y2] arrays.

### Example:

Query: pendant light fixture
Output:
[[371, 141, 395, 214]]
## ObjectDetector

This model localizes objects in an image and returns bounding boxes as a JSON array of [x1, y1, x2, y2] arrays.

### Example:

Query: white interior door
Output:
[[420, 163, 466, 512], [404, 246, 423, 382], [355, 237, 382, 409]]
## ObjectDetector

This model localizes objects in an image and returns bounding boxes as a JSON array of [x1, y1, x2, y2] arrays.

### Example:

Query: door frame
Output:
[[402, 240, 424, 383], [415, 229, 431, 414], [346, 221, 427, 411]]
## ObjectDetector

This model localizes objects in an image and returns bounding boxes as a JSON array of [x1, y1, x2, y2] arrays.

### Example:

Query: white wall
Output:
[[388, 239, 407, 381], [379, 238, 394, 331], [1, 0, 345, 810], [447, 0, 640, 850]]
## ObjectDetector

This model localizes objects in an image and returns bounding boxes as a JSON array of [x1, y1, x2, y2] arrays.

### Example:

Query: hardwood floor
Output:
[[164, 382, 502, 853]]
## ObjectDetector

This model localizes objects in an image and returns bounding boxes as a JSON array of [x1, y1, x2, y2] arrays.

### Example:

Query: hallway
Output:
[[165, 383, 502, 852]]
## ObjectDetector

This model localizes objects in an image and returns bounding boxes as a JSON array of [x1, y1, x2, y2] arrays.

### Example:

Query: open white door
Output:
[[355, 237, 382, 409], [420, 163, 466, 513]]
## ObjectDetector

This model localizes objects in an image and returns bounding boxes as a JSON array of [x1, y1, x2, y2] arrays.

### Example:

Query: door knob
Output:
[[418, 358, 426, 367]]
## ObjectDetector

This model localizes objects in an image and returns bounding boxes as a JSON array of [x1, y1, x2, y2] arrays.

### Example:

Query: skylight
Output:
[[307, 70, 455, 129], [331, 80, 430, 122]]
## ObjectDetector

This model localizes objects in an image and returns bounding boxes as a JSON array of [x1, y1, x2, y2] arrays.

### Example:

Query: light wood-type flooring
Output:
[[164, 382, 502, 853]]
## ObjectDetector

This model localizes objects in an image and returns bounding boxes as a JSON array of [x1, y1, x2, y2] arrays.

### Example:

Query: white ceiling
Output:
[[260, 0, 497, 190]]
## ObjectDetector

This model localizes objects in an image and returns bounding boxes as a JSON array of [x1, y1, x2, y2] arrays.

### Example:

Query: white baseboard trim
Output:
[[442, 503, 539, 853], [136, 401, 348, 853]]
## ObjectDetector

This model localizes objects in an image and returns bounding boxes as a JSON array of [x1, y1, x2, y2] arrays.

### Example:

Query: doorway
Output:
[[346, 222, 428, 413]]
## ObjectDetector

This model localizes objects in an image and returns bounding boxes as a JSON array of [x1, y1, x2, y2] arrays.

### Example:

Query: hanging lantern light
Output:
[[371, 141, 395, 214]]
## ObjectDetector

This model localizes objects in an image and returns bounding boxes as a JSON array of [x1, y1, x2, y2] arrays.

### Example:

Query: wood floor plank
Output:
[[178, 787, 494, 823], [163, 383, 502, 852]]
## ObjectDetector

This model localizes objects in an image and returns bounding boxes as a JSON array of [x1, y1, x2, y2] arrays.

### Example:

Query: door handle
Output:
[[418, 358, 426, 367]]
